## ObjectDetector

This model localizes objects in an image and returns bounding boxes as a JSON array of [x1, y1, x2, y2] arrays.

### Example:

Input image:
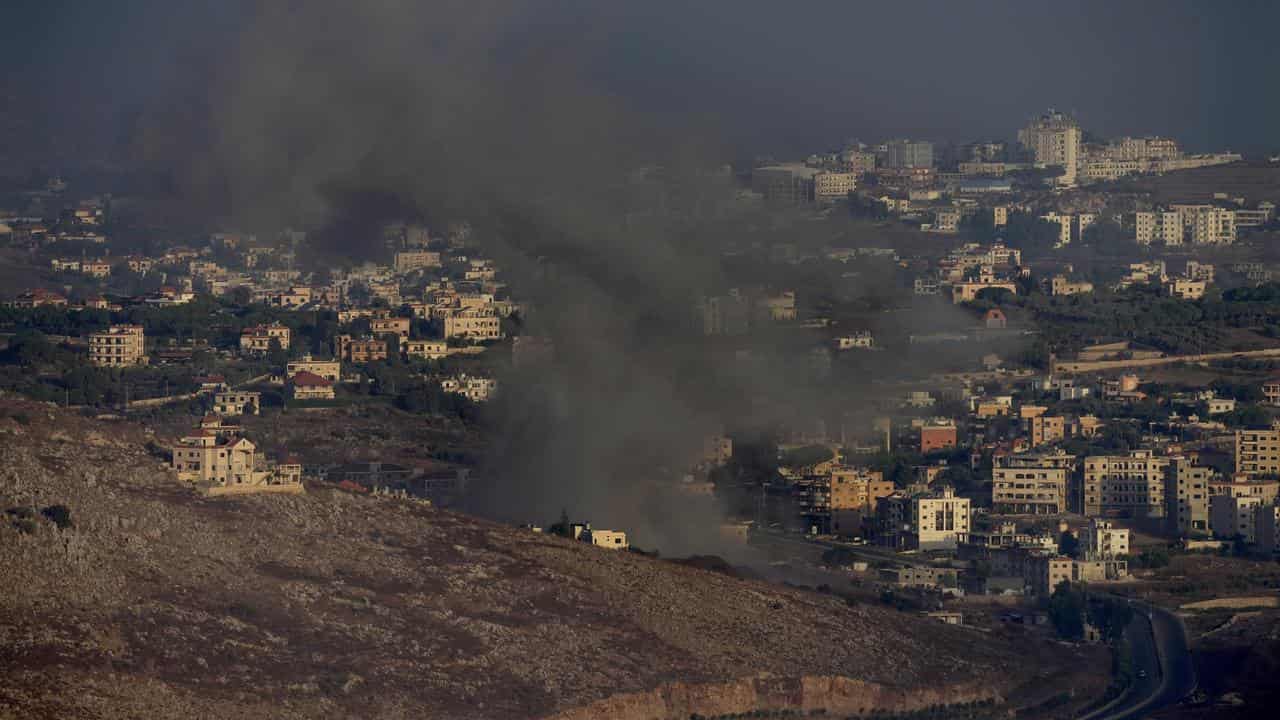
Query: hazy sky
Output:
[[3, 0, 1278, 172]]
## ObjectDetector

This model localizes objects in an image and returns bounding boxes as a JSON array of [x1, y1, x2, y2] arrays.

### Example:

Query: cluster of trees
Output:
[[1048, 581, 1134, 643]]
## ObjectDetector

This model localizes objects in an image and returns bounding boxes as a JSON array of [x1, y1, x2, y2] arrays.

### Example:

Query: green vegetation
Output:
[[1048, 580, 1086, 640]]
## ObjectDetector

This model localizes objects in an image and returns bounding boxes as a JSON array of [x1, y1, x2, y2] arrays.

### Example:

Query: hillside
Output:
[[0, 393, 1102, 719]]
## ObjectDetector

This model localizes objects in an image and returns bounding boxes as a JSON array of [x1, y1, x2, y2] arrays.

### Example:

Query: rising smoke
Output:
[[154, 1, 973, 555]]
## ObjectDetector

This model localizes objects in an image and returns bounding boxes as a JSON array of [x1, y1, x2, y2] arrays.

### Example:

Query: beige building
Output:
[[172, 431, 302, 495], [88, 324, 146, 367], [992, 453, 1072, 514], [173, 432, 259, 485], [1235, 429, 1280, 477], [441, 374, 497, 402], [583, 528, 629, 550], [910, 486, 971, 550], [405, 339, 449, 360], [443, 308, 503, 341], [240, 323, 291, 354], [371, 316, 411, 342], [828, 467, 894, 537], [1019, 110, 1081, 186], [1041, 213, 1073, 245], [1051, 275, 1094, 296], [213, 391, 260, 416], [1166, 458, 1212, 537], [1082, 451, 1169, 519], [1029, 415, 1066, 447], [1263, 378, 1280, 406], [1171, 204, 1237, 245], [81, 260, 112, 278], [1079, 519, 1130, 560], [813, 170, 857, 203], [1133, 211, 1184, 245], [394, 250, 442, 273], [335, 335, 389, 363], [1027, 554, 1075, 597], [286, 355, 341, 382], [1164, 277, 1207, 300], [289, 371, 336, 401]]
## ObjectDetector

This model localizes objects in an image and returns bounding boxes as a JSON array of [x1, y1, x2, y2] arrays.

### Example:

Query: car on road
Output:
[[1137, 670, 1147, 679]]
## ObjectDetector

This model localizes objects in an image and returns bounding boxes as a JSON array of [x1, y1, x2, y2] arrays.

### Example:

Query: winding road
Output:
[[1081, 599, 1196, 720]]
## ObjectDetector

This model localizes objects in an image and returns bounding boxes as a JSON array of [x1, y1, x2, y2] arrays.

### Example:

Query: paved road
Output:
[[1083, 600, 1196, 720]]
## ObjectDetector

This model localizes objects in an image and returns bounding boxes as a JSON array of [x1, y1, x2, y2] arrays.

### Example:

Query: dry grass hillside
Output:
[[0, 392, 1100, 719]]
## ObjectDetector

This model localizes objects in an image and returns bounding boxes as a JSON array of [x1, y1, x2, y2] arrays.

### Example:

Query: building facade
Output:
[[1082, 451, 1169, 519], [88, 324, 146, 367]]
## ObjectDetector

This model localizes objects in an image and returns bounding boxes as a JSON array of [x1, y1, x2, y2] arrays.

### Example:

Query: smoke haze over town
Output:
[[4, 2, 1280, 719]]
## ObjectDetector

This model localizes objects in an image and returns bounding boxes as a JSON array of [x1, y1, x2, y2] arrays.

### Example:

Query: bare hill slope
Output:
[[0, 394, 1097, 719]]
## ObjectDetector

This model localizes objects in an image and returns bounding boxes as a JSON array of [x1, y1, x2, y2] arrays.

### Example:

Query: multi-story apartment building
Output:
[[212, 391, 260, 416], [1234, 428, 1280, 477], [991, 453, 1072, 514], [1171, 204, 1237, 245], [1079, 519, 1130, 560], [1026, 554, 1075, 597], [1018, 110, 1081, 186], [826, 467, 894, 537], [1029, 415, 1066, 447], [812, 170, 857, 203], [910, 486, 971, 550], [1107, 136, 1180, 161], [1041, 213, 1073, 245], [393, 250, 442, 273], [920, 421, 957, 453], [239, 323, 291, 354], [1166, 457, 1212, 537], [1133, 211, 1183, 245], [1082, 451, 1169, 519], [751, 164, 817, 205], [335, 335, 389, 363], [88, 325, 146, 367], [371, 316, 411, 343], [1210, 494, 1263, 542], [81, 260, 112, 278], [1262, 378, 1280, 406], [1257, 506, 1280, 554], [884, 139, 934, 169], [442, 308, 503, 341], [1210, 476, 1280, 503]]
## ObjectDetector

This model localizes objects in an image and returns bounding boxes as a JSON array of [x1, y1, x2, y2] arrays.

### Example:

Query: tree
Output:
[[267, 337, 289, 369], [1088, 598, 1133, 643], [1059, 531, 1080, 558], [974, 287, 1015, 304], [1048, 580, 1086, 640], [41, 504, 73, 529]]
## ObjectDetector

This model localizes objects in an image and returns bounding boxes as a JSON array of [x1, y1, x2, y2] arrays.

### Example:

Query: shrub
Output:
[[41, 504, 73, 529]]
